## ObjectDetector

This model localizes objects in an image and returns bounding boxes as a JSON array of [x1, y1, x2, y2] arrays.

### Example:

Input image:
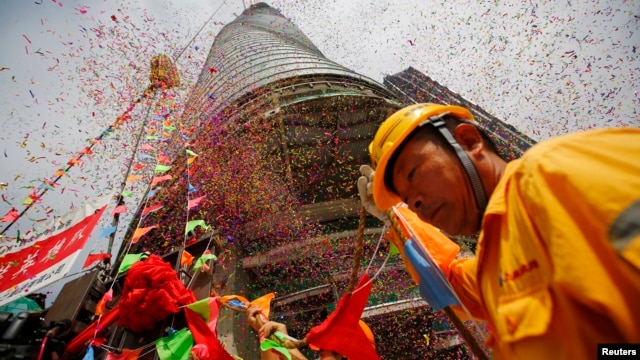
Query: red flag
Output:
[[133, 163, 145, 170], [83, 253, 112, 269], [305, 274, 380, 360], [1, 208, 18, 222], [141, 203, 164, 217], [184, 307, 234, 360], [187, 195, 206, 210]]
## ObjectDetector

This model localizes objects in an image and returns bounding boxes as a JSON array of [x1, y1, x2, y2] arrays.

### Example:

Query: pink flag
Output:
[[141, 203, 164, 217], [151, 175, 172, 186], [1, 208, 19, 222], [111, 205, 127, 216], [187, 195, 206, 210]]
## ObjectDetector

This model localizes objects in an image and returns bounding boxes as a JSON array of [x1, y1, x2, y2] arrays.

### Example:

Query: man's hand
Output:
[[358, 165, 390, 225]]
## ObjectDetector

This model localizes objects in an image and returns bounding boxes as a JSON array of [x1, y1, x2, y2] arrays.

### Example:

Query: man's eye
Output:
[[408, 168, 415, 182]]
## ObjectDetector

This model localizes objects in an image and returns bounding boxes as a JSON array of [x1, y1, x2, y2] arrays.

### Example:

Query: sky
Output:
[[0, 0, 638, 305]]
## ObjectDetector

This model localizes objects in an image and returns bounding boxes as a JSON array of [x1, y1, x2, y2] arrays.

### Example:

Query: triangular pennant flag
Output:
[[151, 174, 172, 186], [181, 250, 194, 267], [126, 175, 142, 183], [83, 253, 112, 269], [142, 203, 164, 217], [155, 164, 172, 174], [187, 183, 197, 193], [157, 154, 171, 164], [186, 149, 199, 157], [184, 308, 234, 360], [140, 143, 156, 151], [184, 220, 209, 235], [105, 348, 142, 360], [118, 253, 149, 273], [1, 208, 19, 222], [98, 226, 118, 239], [82, 346, 95, 360], [111, 205, 128, 216], [133, 163, 145, 170], [186, 297, 220, 333], [187, 195, 206, 210], [154, 328, 193, 360], [147, 187, 161, 199], [132, 225, 158, 244], [260, 338, 291, 360], [138, 153, 153, 160], [305, 274, 380, 360], [121, 190, 133, 198], [249, 293, 275, 320], [193, 250, 217, 273], [95, 289, 113, 316]]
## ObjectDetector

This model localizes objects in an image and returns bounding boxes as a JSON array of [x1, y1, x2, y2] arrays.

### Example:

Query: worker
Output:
[[357, 103, 640, 359], [246, 306, 376, 360]]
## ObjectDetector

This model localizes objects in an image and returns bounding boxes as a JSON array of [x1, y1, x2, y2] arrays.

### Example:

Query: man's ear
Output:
[[453, 123, 484, 155]]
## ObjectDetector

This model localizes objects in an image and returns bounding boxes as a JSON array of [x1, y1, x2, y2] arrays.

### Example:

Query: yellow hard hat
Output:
[[368, 103, 474, 210]]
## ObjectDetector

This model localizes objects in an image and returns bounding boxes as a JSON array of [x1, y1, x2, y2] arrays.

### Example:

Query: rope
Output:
[[344, 206, 367, 294]]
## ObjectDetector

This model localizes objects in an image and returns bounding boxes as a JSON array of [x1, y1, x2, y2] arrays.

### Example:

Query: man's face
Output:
[[391, 135, 481, 236]]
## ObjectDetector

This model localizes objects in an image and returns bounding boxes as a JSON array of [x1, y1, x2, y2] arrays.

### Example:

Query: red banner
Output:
[[0, 194, 110, 306]]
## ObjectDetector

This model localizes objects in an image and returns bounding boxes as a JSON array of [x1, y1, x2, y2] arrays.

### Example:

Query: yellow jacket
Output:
[[445, 128, 640, 359]]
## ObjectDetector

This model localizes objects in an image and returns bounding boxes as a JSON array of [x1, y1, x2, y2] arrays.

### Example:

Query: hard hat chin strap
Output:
[[429, 118, 488, 213]]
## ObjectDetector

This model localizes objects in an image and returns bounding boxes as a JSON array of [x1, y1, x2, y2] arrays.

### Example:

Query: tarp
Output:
[[0, 193, 112, 306]]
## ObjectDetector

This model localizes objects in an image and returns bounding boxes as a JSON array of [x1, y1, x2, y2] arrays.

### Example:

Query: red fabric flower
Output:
[[118, 255, 196, 332]]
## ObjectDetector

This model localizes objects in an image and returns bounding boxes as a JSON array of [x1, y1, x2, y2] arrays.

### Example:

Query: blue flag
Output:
[[404, 238, 461, 311]]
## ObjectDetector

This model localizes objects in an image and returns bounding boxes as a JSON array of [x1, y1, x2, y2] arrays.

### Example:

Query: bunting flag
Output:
[[180, 250, 194, 266], [147, 187, 161, 199], [95, 288, 113, 316], [157, 154, 171, 164], [132, 163, 146, 170], [142, 203, 164, 217], [131, 225, 158, 244], [111, 205, 128, 216], [118, 253, 149, 273], [82, 346, 95, 360], [140, 143, 156, 151], [193, 250, 217, 273], [187, 195, 206, 210], [151, 174, 172, 186], [184, 307, 234, 360], [186, 149, 199, 157], [138, 153, 154, 160], [83, 253, 112, 269], [186, 297, 220, 333], [154, 328, 193, 360], [126, 175, 142, 183], [305, 274, 380, 360], [80, 146, 93, 155], [1, 208, 19, 222], [121, 190, 134, 198], [187, 183, 197, 193], [154, 164, 172, 174], [260, 339, 291, 360], [105, 348, 142, 360], [184, 220, 209, 235], [98, 226, 118, 239]]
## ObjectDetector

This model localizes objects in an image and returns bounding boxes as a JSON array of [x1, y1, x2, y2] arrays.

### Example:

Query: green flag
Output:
[[185, 220, 210, 235], [260, 338, 291, 360], [118, 252, 149, 273], [193, 252, 217, 272], [155, 164, 172, 174], [155, 328, 193, 360]]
